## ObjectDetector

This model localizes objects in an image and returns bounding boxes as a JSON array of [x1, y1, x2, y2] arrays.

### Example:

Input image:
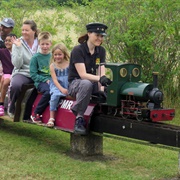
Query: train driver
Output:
[[68, 22, 111, 135]]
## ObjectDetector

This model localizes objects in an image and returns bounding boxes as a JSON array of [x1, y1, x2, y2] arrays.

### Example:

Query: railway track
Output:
[[90, 114, 180, 148]]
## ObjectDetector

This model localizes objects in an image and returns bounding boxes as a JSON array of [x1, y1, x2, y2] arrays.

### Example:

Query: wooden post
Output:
[[70, 133, 103, 156]]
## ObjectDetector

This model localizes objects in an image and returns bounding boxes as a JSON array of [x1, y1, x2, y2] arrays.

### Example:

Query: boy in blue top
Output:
[[30, 32, 52, 123]]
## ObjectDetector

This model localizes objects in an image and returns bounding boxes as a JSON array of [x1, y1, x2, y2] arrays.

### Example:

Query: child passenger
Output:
[[30, 32, 52, 123], [47, 44, 69, 127], [0, 33, 16, 116]]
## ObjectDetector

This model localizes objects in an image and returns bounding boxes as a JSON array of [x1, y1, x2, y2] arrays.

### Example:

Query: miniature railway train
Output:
[[20, 63, 175, 133]]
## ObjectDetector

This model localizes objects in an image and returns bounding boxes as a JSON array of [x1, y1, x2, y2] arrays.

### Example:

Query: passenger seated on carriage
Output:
[[48, 43, 69, 127], [68, 22, 111, 135], [0, 18, 15, 49], [9, 20, 38, 118], [0, 33, 17, 116], [30, 32, 52, 123]]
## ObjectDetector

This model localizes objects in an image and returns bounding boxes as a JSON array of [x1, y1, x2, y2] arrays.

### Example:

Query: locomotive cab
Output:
[[105, 63, 142, 107]]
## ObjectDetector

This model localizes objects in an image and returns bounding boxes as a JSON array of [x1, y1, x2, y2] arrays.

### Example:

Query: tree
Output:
[[71, 0, 180, 103], [0, 0, 76, 49]]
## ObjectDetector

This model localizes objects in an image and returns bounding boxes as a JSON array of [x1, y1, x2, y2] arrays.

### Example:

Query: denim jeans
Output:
[[34, 82, 50, 115]]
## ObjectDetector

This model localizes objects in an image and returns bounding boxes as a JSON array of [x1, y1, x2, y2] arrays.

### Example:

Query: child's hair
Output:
[[6, 33, 17, 38], [5, 34, 17, 50], [38, 31, 52, 43], [50, 43, 70, 64]]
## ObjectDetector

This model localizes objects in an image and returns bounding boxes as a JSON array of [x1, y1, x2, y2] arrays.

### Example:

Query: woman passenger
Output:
[[8, 20, 39, 118]]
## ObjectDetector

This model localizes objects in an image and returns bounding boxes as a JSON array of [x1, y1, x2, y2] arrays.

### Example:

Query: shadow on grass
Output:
[[0, 118, 70, 153], [0, 119, 119, 162], [66, 150, 119, 162]]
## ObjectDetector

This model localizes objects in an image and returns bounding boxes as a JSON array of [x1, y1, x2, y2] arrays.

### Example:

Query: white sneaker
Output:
[[7, 110, 14, 118]]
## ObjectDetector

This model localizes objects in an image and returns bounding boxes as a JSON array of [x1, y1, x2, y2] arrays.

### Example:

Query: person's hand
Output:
[[11, 36, 21, 46], [0, 65, 3, 75], [61, 88, 68, 95], [46, 80, 50, 84], [99, 75, 112, 86]]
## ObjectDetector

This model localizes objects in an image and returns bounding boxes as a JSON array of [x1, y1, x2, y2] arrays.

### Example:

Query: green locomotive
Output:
[[104, 63, 175, 122]]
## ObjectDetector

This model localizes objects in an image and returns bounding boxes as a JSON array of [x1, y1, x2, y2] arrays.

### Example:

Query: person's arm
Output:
[[50, 63, 68, 95], [0, 59, 3, 75], [11, 37, 24, 68], [97, 65, 105, 91], [97, 64, 105, 77], [30, 55, 49, 83], [29, 56, 38, 83], [75, 63, 100, 82]]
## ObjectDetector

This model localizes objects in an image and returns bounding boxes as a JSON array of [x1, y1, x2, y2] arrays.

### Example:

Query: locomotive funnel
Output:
[[148, 72, 163, 106]]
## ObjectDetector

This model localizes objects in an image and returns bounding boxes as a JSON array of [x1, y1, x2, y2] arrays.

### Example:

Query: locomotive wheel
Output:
[[121, 109, 130, 119], [136, 115, 143, 121]]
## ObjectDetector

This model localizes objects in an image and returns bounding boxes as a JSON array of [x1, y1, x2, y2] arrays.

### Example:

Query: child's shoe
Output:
[[7, 108, 14, 118], [47, 118, 55, 127], [0, 105, 4, 116], [7, 112, 14, 118], [30, 114, 42, 123]]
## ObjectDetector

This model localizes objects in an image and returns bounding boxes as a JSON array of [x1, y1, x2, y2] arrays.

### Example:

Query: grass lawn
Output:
[[0, 118, 179, 180]]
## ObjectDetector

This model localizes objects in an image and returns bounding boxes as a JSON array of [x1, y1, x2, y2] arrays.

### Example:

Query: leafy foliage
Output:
[[0, 0, 76, 50], [70, 0, 180, 103]]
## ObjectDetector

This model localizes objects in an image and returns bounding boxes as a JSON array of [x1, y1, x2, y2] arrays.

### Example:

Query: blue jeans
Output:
[[50, 90, 65, 111], [34, 82, 50, 115]]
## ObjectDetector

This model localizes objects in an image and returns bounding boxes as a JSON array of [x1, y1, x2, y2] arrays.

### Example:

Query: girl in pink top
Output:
[[0, 33, 16, 116]]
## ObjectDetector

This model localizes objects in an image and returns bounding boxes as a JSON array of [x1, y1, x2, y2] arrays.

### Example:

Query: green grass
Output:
[[0, 119, 179, 180]]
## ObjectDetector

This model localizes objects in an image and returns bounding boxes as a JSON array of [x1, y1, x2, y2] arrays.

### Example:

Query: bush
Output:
[[70, 0, 180, 103]]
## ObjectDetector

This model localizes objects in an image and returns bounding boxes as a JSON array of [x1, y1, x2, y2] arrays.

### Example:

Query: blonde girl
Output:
[[47, 43, 69, 127]]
